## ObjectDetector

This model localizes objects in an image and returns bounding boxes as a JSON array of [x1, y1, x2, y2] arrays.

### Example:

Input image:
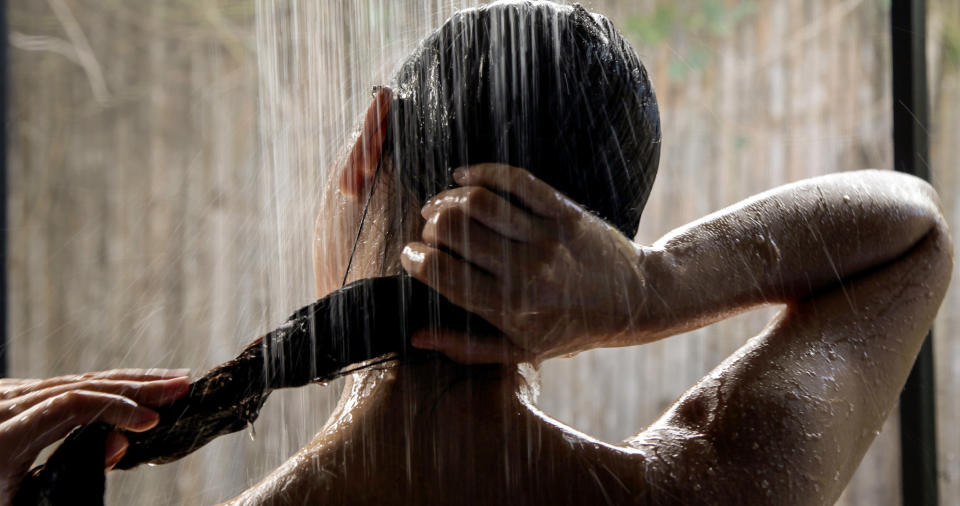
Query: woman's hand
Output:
[[401, 164, 646, 364], [0, 368, 190, 501]]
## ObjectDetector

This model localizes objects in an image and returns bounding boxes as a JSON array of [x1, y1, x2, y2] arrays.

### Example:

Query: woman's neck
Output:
[[334, 358, 529, 418], [316, 358, 537, 454]]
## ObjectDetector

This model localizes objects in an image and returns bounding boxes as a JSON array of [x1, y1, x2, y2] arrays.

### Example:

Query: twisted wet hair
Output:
[[384, 0, 661, 237]]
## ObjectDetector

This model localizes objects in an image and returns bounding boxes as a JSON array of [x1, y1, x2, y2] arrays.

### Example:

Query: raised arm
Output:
[[403, 166, 945, 360], [630, 178, 951, 504], [631, 169, 942, 342]]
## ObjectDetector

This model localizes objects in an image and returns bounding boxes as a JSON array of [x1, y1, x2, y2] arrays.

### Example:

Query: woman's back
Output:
[[230, 361, 644, 505]]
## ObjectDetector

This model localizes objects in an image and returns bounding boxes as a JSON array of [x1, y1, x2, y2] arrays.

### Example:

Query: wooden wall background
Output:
[[6, 0, 958, 503]]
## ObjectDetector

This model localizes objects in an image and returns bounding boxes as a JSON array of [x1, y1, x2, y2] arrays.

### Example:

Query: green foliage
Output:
[[944, 23, 960, 71], [668, 47, 710, 80], [624, 3, 678, 46], [625, 0, 757, 82], [734, 135, 749, 151]]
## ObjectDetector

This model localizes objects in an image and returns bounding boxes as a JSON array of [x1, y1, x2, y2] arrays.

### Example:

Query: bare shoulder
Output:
[[223, 436, 347, 506]]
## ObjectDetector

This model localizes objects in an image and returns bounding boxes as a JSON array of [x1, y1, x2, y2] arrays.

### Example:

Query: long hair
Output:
[[384, 1, 661, 238]]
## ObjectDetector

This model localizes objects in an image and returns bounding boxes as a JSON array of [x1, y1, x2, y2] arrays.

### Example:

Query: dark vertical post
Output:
[[0, 0, 7, 379], [892, 1, 937, 505]]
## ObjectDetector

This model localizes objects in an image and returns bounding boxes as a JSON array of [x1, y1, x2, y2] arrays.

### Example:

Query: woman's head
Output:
[[316, 1, 660, 297]]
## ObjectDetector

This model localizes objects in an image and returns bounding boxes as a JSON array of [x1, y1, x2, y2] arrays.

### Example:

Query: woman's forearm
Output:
[[629, 170, 943, 343]]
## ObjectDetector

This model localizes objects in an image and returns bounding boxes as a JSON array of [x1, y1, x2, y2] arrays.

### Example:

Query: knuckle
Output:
[[420, 248, 440, 269], [510, 213, 535, 236], [510, 170, 529, 189], [421, 221, 439, 244], [463, 187, 490, 213], [68, 380, 98, 395], [50, 390, 86, 412], [434, 207, 467, 232]]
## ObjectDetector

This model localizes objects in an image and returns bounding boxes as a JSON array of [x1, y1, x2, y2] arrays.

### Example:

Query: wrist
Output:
[[634, 244, 689, 344], [600, 243, 670, 347]]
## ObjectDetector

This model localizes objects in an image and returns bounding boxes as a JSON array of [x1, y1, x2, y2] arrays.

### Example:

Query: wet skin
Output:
[[228, 93, 952, 505]]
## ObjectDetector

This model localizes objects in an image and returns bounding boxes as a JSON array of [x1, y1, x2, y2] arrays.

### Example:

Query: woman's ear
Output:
[[340, 87, 392, 198]]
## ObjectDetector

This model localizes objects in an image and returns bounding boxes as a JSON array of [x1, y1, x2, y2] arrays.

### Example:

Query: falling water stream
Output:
[[9, 1, 960, 505]]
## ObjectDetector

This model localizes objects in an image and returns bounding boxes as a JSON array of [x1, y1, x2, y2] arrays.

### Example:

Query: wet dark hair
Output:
[[385, 0, 660, 237]]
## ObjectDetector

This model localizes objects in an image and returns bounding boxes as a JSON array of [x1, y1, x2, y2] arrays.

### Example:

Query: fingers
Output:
[[411, 328, 530, 365], [3, 391, 159, 466], [422, 186, 549, 243], [1, 377, 190, 422], [104, 432, 129, 470], [81, 368, 192, 382], [2, 368, 190, 400], [452, 164, 580, 220], [422, 206, 524, 276], [401, 242, 502, 321]]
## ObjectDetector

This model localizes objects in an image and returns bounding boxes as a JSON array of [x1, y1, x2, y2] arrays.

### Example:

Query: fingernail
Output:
[[411, 333, 438, 349], [161, 378, 191, 401], [104, 433, 129, 470], [131, 408, 160, 430]]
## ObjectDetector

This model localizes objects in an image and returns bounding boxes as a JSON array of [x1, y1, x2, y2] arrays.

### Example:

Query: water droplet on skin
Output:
[[842, 194, 851, 203], [147, 463, 158, 468], [761, 479, 769, 489]]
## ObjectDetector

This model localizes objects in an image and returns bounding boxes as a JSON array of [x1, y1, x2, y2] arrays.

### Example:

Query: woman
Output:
[[233, 2, 951, 504]]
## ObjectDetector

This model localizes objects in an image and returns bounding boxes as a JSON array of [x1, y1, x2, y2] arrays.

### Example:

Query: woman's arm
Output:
[[628, 168, 942, 343], [630, 205, 951, 505], [403, 166, 944, 361]]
